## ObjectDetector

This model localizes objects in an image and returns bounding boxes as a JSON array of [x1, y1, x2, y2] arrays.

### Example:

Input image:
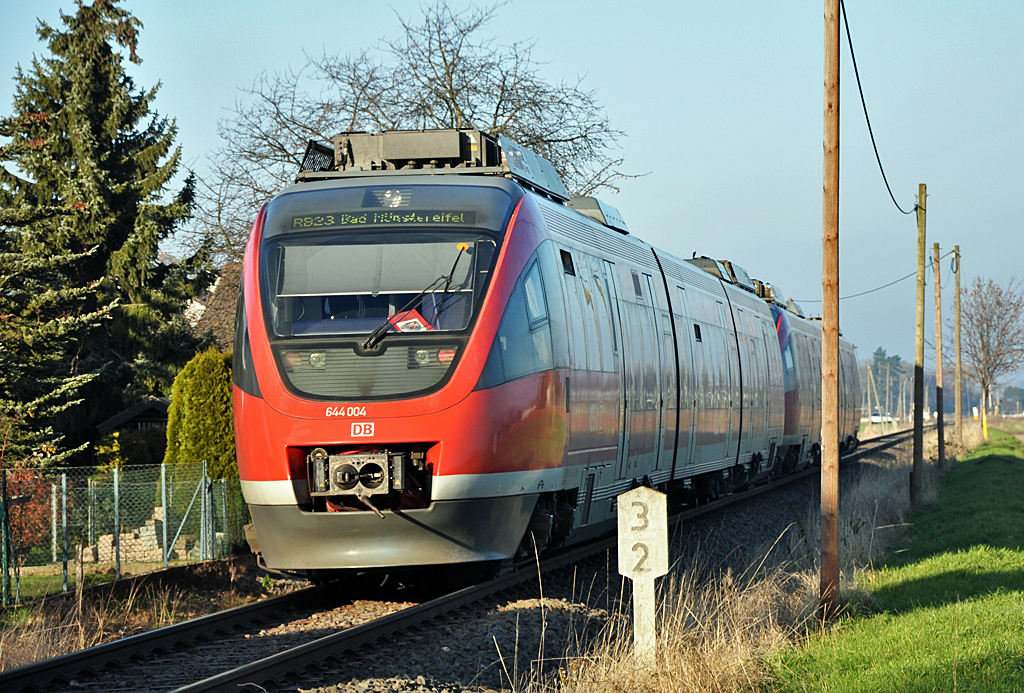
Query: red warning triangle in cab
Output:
[[389, 309, 435, 332]]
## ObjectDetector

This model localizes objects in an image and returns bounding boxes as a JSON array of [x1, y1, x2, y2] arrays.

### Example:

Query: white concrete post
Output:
[[617, 486, 668, 666]]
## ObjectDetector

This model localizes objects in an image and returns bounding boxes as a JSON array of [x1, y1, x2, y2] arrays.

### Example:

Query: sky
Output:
[[2, 1, 1022, 384]]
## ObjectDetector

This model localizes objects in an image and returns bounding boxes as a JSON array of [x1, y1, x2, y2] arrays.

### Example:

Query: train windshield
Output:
[[260, 183, 514, 339], [256, 183, 516, 401], [263, 232, 497, 338]]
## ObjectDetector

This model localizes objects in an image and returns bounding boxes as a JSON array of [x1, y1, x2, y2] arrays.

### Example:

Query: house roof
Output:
[[96, 397, 171, 435]]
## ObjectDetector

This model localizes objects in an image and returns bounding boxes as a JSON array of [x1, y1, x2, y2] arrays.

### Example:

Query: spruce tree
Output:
[[0, 227, 110, 463], [0, 1, 212, 452]]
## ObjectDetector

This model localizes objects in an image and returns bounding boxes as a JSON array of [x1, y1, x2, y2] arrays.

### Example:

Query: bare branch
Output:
[[190, 0, 631, 267], [954, 276, 1024, 410]]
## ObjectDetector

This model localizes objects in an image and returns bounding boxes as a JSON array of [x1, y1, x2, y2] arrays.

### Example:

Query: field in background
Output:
[[767, 428, 1024, 692], [539, 428, 969, 692]]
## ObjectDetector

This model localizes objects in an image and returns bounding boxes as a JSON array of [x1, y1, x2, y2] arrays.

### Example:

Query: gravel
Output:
[[289, 464, 874, 693]]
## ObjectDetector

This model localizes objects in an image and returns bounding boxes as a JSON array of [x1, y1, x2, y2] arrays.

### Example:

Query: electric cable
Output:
[[797, 249, 954, 302], [840, 0, 916, 215]]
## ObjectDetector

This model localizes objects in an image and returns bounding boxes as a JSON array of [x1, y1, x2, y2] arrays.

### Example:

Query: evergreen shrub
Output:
[[164, 349, 236, 479]]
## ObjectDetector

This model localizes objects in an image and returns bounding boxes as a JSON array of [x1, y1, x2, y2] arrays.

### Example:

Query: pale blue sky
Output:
[[3, 1, 1022, 383]]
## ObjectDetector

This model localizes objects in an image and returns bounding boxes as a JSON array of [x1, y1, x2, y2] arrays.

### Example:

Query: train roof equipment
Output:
[[689, 256, 812, 319], [566, 196, 629, 235], [295, 129, 636, 237], [296, 129, 570, 203], [685, 256, 732, 281]]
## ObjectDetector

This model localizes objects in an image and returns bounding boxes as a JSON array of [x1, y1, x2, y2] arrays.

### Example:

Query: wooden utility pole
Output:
[[820, 0, 841, 620], [933, 243, 945, 469], [912, 184, 926, 507], [954, 245, 963, 444]]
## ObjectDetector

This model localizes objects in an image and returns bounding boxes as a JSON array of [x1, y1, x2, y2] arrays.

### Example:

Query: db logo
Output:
[[351, 422, 375, 437]]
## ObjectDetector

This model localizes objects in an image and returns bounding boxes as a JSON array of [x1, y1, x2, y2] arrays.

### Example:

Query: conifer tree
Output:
[[0, 228, 110, 463], [0, 1, 212, 451]]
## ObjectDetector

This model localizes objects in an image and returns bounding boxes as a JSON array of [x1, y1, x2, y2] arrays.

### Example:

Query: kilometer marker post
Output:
[[617, 486, 668, 667]]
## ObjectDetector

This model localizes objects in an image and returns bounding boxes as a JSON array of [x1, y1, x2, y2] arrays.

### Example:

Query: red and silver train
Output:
[[233, 130, 860, 576]]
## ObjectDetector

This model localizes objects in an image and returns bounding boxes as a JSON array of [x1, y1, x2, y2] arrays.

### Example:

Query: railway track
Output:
[[0, 427, 920, 692]]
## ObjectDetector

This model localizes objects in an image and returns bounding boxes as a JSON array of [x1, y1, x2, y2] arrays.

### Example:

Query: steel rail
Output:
[[172, 540, 603, 693], [173, 429, 922, 693], [6, 426, 923, 692], [0, 586, 321, 692]]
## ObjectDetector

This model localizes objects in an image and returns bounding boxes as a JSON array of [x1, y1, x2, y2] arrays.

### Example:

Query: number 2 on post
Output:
[[632, 542, 650, 572]]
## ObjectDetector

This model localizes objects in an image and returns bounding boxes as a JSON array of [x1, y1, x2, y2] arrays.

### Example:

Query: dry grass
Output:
[[547, 567, 819, 693], [0, 580, 256, 671], [512, 426, 983, 693]]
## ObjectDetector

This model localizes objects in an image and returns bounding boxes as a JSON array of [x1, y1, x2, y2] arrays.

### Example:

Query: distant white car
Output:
[[869, 412, 895, 424]]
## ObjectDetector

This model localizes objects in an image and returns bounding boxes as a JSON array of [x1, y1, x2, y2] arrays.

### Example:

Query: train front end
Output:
[[233, 156, 567, 573]]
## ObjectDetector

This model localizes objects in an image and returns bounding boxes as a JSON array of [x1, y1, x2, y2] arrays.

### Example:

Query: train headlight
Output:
[[414, 349, 431, 366], [309, 352, 327, 369]]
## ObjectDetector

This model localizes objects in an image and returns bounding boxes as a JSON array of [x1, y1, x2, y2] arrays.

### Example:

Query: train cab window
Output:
[[560, 249, 575, 275], [631, 270, 644, 301]]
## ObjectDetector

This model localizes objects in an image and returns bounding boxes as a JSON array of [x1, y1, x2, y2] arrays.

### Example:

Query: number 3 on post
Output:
[[617, 487, 668, 580]]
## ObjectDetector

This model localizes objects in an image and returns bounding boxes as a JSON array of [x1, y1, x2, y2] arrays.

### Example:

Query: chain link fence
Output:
[[0, 462, 249, 604]]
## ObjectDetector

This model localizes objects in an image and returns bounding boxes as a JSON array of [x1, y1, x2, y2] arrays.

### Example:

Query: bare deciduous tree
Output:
[[186, 1, 628, 266], [958, 276, 1024, 421]]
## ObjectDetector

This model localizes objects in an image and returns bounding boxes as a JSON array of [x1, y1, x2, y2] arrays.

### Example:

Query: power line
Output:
[[797, 249, 954, 302], [840, 0, 915, 215]]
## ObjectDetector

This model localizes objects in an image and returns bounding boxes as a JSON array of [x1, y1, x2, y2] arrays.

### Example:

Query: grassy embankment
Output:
[[525, 429, 948, 693], [768, 428, 1024, 691]]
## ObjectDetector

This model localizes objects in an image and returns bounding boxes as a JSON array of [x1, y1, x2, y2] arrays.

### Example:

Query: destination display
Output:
[[291, 210, 477, 229]]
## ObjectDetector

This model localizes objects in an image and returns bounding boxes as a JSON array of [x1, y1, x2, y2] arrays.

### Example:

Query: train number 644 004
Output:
[[326, 406, 367, 418]]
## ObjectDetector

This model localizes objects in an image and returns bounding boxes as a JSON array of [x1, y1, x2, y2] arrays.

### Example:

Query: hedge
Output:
[[164, 348, 237, 479]]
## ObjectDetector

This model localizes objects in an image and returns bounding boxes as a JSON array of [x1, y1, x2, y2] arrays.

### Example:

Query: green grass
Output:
[[11, 571, 114, 600], [767, 430, 1024, 692]]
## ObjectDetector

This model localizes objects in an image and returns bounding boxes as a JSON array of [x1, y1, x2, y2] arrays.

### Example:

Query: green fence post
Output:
[[51, 482, 57, 563], [2, 468, 9, 607], [88, 478, 95, 547], [5, 468, 15, 605], [200, 461, 208, 561], [114, 467, 120, 580], [220, 479, 228, 558], [61, 473, 67, 593], [161, 463, 168, 568]]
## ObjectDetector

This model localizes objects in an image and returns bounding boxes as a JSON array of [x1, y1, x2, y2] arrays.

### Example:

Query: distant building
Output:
[[188, 262, 241, 350], [96, 396, 171, 435]]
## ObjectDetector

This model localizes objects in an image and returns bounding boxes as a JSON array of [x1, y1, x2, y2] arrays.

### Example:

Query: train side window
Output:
[[232, 281, 262, 398], [631, 270, 644, 301], [476, 255, 554, 388], [716, 301, 729, 329], [675, 286, 691, 317], [523, 262, 548, 327], [560, 249, 575, 275], [694, 324, 702, 342]]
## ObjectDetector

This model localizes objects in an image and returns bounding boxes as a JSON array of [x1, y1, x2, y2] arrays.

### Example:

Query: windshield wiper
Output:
[[362, 246, 468, 350]]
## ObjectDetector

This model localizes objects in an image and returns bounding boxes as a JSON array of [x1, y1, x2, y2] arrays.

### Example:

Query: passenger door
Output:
[[616, 269, 660, 480]]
